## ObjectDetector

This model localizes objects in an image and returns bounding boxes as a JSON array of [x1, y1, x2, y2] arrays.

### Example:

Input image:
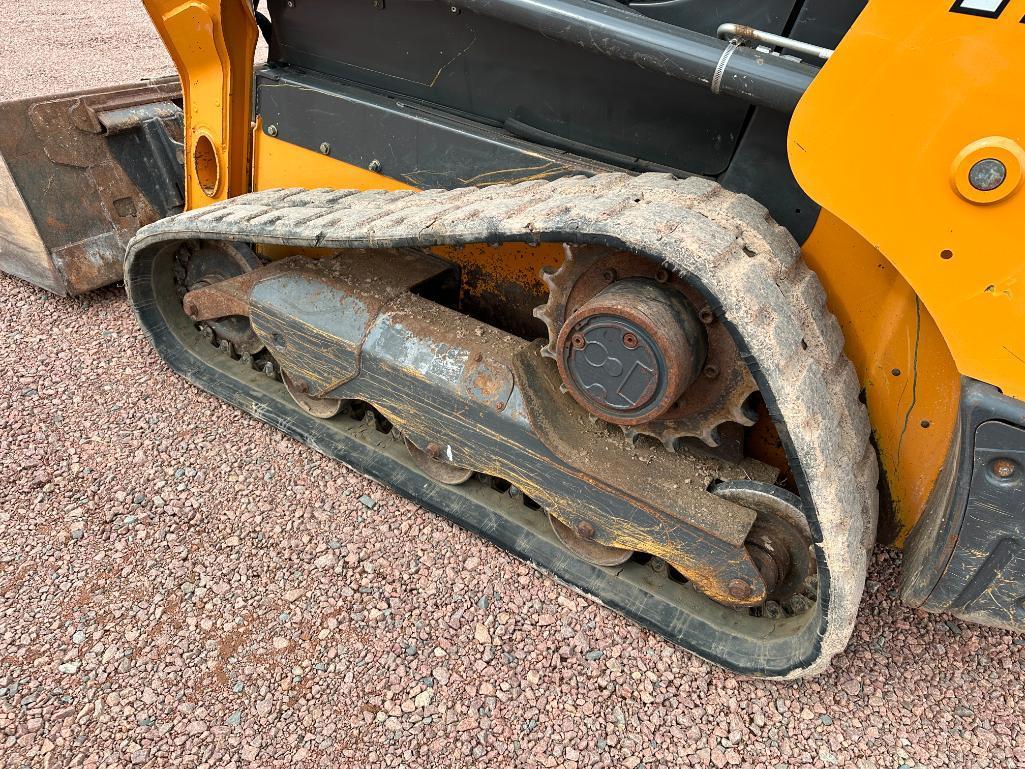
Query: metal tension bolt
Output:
[[575, 521, 596, 540]]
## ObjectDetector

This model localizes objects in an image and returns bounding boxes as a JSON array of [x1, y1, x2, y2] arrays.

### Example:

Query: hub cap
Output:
[[555, 278, 706, 425]]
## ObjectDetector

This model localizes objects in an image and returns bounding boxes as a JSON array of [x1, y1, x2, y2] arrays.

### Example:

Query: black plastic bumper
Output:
[[902, 378, 1025, 629]]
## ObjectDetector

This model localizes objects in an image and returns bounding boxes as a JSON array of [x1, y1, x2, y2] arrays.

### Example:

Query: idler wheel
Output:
[[555, 278, 707, 425], [712, 480, 814, 604], [182, 241, 265, 355]]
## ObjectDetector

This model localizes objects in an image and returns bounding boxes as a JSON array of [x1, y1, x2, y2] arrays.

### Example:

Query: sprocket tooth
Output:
[[702, 426, 722, 448], [730, 405, 758, 427], [533, 301, 560, 359]]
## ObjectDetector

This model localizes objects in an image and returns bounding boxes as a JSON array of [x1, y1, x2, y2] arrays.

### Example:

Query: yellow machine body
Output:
[[791, 0, 1025, 403], [0, 0, 986, 675]]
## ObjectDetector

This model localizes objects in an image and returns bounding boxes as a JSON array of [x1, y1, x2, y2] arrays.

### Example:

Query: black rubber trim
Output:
[[901, 377, 1025, 631], [949, 0, 1012, 19]]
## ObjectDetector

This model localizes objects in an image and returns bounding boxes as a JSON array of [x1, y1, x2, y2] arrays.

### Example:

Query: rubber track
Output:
[[128, 172, 877, 677]]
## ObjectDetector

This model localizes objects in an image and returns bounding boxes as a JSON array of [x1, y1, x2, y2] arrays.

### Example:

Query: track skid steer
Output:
[[3, 0, 1025, 678]]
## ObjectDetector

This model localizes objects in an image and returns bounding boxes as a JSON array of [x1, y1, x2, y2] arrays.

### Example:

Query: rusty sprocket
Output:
[[533, 246, 758, 448]]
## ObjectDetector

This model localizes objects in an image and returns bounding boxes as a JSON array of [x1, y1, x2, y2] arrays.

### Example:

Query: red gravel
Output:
[[1, 4, 1023, 768]]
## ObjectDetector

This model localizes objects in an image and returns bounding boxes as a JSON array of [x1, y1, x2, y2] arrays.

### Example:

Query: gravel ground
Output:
[[1, 4, 1024, 768]]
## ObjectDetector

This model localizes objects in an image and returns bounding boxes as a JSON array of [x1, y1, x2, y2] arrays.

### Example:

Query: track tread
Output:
[[129, 172, 877, 677]]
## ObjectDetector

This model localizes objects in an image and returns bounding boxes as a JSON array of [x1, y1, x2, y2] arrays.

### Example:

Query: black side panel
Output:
[[902, 379, 1025, 632], [719, 109, 813, 239], [266, 0, 798, 176], [787, 0, 868, 49], [263, 0, 865, 241], [256, 69, 630, 186]]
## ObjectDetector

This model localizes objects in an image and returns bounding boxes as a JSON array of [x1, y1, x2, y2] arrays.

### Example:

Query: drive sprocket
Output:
[[533, 245, 758, 448]]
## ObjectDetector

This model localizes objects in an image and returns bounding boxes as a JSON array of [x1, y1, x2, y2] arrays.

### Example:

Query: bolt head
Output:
[[602, 269, 617, 283], [703, 364, 720, 379], [368, 159, 382, 173], [319, 142, 331, 155], [969, 158, 1007, 192], [992, 458, 1017, 479], [266, 124, 278, 137], [728, 579, 753, 601], [575, 521, 596, 540], [425, 442, 443, 460], [622, 332, 639, 349], [655, 268, 669, 283], [571, 333, 586, 350]]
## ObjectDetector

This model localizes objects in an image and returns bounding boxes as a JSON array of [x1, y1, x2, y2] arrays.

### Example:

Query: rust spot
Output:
[[462, 356, 514, 412]]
